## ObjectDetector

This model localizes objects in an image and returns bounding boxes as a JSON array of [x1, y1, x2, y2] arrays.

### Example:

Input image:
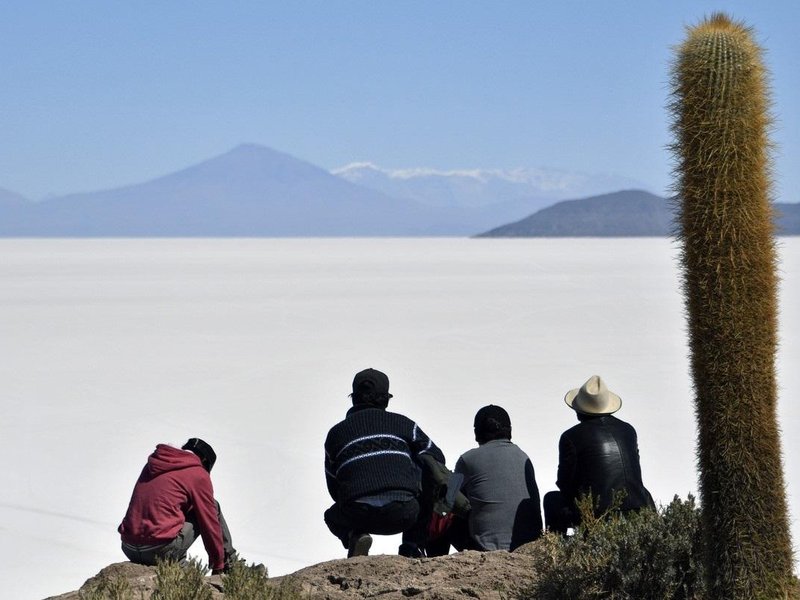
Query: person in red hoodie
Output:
[[118, 438, 236, 574]]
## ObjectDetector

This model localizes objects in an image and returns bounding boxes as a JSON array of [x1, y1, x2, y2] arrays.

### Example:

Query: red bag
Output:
[[427, 510, 455, 541]]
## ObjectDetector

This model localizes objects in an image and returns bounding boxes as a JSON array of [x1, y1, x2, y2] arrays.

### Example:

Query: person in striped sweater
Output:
[[324, 368, 445, 558]]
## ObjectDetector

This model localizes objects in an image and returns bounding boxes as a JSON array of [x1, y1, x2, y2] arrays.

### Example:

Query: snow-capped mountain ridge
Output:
[[332, 161, 650, 210]]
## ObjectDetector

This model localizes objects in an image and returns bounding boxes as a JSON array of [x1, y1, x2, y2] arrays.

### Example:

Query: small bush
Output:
[[526, 495, 705, 600], [78, 573, 135, 600], [152, 558, 213, 600], [222, 559, 270, 599], [223, 560, 304, 600]]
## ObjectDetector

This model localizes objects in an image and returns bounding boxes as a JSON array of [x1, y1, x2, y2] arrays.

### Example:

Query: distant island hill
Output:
[[477, 190, 800, 237], [2, 144, 798, 237]]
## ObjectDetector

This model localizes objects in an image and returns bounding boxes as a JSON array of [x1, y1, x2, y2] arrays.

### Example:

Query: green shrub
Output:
[[152, 558, 213, 600], [78, 558, 305, 600], [526, 495, 705, 600], [224, 560, 304, 600], [221, 559, 269, 599], [78, 573, 135, 600]]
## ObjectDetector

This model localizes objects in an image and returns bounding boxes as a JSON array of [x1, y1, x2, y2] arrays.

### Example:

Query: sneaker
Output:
[[347, 532, 372, 558], [398, 542, 424, 558]]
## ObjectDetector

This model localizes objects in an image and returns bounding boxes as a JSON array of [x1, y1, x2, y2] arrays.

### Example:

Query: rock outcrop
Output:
[[46, 548, 539, 600]]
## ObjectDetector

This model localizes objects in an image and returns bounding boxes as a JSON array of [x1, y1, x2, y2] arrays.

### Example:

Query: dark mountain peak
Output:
[[478, 189, 799, 237], [477, 189, 674, 237]]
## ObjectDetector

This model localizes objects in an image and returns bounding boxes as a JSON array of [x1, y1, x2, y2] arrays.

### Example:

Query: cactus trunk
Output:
[[669, 13, 794, 599]]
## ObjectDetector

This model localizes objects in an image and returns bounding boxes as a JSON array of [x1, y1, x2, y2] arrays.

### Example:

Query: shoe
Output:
[[347, 532, 372, 558], [398, 542, 424, 558]]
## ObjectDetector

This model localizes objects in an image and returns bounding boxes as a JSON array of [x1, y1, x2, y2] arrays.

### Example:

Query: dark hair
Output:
[[474, 405, 512, 444], [182, 438, 217, 472]]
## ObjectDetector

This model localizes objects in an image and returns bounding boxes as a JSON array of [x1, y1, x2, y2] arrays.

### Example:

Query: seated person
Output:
[[447, 405, 543, 551], [118, 438, 236, 574], [324, 368, 445, 558], [544, 375, 655, 534]]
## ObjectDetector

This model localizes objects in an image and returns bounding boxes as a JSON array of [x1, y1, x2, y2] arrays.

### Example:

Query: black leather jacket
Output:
[[556, 414, 654, 514]]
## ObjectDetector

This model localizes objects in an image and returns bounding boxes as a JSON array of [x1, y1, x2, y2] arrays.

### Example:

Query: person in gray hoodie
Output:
[[450, 405, 543, 551]]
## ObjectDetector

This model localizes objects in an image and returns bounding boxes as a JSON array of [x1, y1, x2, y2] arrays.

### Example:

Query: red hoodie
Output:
[[118, 444, 225, 571]]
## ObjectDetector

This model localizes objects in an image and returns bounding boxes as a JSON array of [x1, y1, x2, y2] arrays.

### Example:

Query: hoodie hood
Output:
[[145, 443, 204, 478]]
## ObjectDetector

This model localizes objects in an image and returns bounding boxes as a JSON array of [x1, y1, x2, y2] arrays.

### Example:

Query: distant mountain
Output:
[[477, 190, 800, 237], [6, 145, 793, 237], [0, 145, 451, 236], [333, 162, 648, 215], [477, 190, 673, 237], [4, 145, 622, 237]]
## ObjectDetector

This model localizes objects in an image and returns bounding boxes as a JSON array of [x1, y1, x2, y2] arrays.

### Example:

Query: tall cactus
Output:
[[669, 13, 794, 599]]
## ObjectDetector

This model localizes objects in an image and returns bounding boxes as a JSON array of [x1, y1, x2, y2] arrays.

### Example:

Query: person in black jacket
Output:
[[544, 375, 655, 534], [324, 368, 446, 558]]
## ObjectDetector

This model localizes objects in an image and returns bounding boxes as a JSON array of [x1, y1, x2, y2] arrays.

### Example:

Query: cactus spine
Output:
[[669, 13, 794, 599]]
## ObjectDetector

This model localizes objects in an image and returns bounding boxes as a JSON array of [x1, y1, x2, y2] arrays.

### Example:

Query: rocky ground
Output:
[[47, 547, 540, 600]]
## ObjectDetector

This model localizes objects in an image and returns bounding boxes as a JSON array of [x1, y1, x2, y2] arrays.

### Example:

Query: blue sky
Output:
[[2, 1, 798, 201]]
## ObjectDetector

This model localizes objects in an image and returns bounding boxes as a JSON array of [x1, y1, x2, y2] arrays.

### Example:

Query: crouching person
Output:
[[544, 376, 655, 535], [118, 438, 236, 574], [324, 368, 445, 558]]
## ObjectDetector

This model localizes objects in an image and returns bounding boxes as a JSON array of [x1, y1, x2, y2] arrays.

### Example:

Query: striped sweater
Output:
[[324, 404, 445, 504]]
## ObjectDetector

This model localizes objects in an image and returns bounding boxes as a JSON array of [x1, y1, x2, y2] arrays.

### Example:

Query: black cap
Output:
[[474, 405, 512, 443], [182, 438, 217, 472], [352, 368, 392, 399]]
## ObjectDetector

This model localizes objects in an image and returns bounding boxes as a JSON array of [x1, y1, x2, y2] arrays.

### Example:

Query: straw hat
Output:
[[564, 375, 622, 415]]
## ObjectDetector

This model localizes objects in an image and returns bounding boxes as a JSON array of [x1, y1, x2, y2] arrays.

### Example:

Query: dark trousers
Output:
[[325, 498, 423, 548], [543, 491, 579, 535]]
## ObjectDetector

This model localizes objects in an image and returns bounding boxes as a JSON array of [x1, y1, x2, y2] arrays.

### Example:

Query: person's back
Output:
[[544, 376, 654, 535], [325, 405, 439, 504], [119, 438, 236, 574], [456, 437, 542, 550], [557, 414, 653, 514], [119, 444, 220, 547], [324, 368, 445, 558]]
